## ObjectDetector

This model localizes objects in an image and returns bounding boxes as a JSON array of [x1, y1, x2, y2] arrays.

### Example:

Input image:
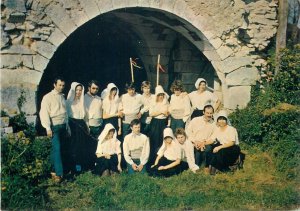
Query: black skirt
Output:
[[68, 118, 89, 171], [148, 118, 168, 165], [150, 156, 181, 177], [94, 154, 119, 175], [210, 144, 241, 171]]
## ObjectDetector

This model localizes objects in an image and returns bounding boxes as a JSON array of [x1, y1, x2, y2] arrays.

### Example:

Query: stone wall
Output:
[[1, 0, 279, 115]]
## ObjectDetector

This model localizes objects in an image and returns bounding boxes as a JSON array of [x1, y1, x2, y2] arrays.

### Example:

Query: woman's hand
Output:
[[151, 164, 156, 168], [104, 154, 111, 159], [213, 146, 222, 153]]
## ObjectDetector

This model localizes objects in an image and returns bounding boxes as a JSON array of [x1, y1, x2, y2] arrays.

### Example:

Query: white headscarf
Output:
[[97, 123, 117, 145], [154, 85, 169, 104], [194, 78, 214, 92], [163, 127, 175, 140], [101, 83, 119, 101], [66, 82, 85, 119]]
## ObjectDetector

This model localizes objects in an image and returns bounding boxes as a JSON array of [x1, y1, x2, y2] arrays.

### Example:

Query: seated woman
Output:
[[150, 128, 181, 177], [174, 128, 199, 173], [203, 111, 241, 175], [94, 123, 122, 176]]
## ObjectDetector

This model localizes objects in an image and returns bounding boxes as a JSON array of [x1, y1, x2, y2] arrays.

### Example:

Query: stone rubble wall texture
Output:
[[1, 0, 279, 115]]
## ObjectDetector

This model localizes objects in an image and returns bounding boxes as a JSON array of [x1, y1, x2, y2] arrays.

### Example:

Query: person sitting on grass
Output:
[[123, 119, 150, 174], [94, 123, 122, 176], [174, 128, 199, 173], [150, 128, 181, 177], [204, 110, 243, 175]]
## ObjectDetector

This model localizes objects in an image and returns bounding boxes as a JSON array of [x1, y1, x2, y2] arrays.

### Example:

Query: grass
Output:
[[45, 144, 299, 210]]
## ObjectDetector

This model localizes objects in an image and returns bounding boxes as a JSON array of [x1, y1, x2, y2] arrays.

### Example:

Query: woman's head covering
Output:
[[216, 110, 228, 121], [101, 83, 119, 101], [163, 127, 175, 140], [194, 78, 207, 89], [155, 85, 169, 100], [67, 82, 85, 116], [98, 123, 116, 144]]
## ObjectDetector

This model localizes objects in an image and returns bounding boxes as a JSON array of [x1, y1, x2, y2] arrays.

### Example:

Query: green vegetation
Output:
[[1, 45, 299, 210]]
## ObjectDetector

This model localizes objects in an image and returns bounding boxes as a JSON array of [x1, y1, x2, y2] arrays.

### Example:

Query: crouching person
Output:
[[123, 119, 150, 174], [204, 111, 242, 175], [94, 123, 122, 176], [150, 128, 181, 177], [175, 128, 199, 173]]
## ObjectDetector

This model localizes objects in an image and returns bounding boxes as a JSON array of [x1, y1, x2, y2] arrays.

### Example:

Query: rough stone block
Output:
[[97, 0, 113, 13], [22, 55, 34, 69], [1, 55, 22, 68], [210, 37, 223, 49], [159, 0, 176, 13], [226, 86, 251, 109], [112, 0, 127, 10], [217, 45, 234, 60], [32, 41, 56, 59], [1, 45, 35, 55], [47, 27, 67, 47], [1, 83, 38, 115], [226, 67, 259, 86], [5, 0, 26, 12], [1, 127, 13, 135], [1, 68, 43, 85], [78, 0, 100, 20], [8, 12, 26, 23], [202, 50, 221, 61], [33, 54, 49, 71], [45, 3, 77, 36], [222, 56, 254, 73]]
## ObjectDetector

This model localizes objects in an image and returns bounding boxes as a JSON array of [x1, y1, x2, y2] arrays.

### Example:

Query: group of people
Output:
[[40, 77, 244, 182]]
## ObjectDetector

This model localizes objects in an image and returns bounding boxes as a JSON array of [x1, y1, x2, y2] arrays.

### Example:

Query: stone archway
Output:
[[1, 0, 278, 116]]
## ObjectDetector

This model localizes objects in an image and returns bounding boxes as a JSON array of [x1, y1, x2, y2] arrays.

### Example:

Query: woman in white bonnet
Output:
[[101, 83, 122, 136], [94, 123, 122, 176], [66, 82, 88, 173], [188, 78, 220, 119], [148, 85, 170, 166], [203, 110, 244, 175]]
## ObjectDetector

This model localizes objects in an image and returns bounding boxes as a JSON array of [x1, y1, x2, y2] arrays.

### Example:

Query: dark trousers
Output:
[[51, 124, 67, 176], [150, 156, 181, 177], [94, 154, 119, 175], [88, 125, 102, 171], [170, 117, 185, 133], [195, 144, 213, 168]]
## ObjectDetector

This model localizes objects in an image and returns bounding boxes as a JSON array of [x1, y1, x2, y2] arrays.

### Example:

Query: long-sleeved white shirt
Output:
[[66, 99, 85, 119], [84, 93, 102, 126], [119, 93, 143, 124], [95, 138, 121, 155], [149, 101, 169, 119], [140, 94, 154, 124], [157, 141, 181, 161], [169, 94, 191, 122], [175, 139, 199, 171], [188, 90, 218, 110], [210, 125, 239, 145], [39, 89, 67, 131], [123, 133, 150, 165], [185, 116, 216, 144]]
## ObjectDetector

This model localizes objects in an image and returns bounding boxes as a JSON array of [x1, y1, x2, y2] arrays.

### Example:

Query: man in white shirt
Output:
[[123, 119, 150, 174], [119, 82, 143, 139], [185, 104, 216, 172], [84, 80, 103, 170], [39, 77, 68, 182]]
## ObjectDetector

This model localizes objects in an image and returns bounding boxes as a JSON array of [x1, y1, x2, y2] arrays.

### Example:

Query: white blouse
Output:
[[149, 101, 169, 119], [210, 125, 239, 145], [157, 141, 181, 161], [188, 90, 218, 110], [67, 99, 85, 119], [102, 97, 120, 116], [96, 138, 121, 155], [169, 94, 191, 122]]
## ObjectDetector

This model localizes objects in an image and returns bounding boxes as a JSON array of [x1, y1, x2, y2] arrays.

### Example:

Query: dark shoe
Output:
[[102, 169, 110, 176], [210, 166, 217, 175]]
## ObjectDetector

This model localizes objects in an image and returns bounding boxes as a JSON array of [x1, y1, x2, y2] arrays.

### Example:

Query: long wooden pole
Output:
[[130, 57, 134, 82], [156, 54, 160, 86]]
